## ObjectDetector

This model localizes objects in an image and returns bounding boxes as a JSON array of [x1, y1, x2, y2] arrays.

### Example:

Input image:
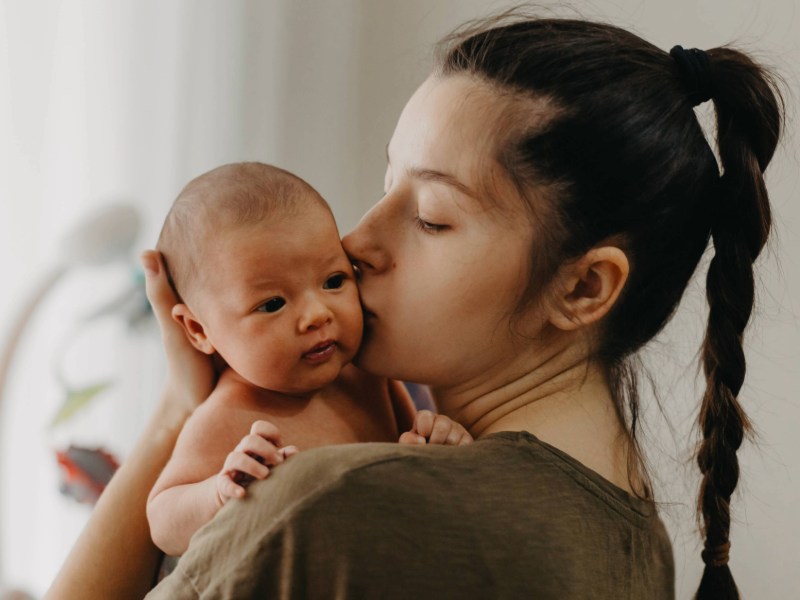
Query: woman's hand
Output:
[[216, 420, 299, 506], [141, 250, 216, 416], [399, 410, 473, 446]]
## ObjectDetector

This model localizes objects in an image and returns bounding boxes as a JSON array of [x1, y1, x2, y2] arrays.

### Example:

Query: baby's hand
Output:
[[399, 410, 473, 446], [216, 420, 298, 506]]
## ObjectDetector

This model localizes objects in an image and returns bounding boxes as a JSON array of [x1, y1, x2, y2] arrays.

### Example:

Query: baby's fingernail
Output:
[[284, 445, 299, 457], [236, 488, 244, 497], [139, 252, 159, 276], [415, 435, 426, 445]]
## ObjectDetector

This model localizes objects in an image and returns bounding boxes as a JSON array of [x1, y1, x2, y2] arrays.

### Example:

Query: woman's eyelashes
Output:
[[415, 215, 448, 234], [257, 297, 286, 313]]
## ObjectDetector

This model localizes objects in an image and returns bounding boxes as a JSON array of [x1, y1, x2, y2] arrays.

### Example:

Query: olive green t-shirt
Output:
[[147, 431, 674, 599]]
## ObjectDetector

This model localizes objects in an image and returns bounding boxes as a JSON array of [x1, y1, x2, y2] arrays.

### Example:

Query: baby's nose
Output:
[[298, 300, 334, 332]]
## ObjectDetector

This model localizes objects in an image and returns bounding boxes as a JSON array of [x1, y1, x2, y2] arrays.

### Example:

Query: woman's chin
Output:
[[352, 337, 394, 378]]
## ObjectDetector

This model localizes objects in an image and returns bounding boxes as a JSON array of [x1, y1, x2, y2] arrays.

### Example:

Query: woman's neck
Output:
[[430, 336, 637, 495]]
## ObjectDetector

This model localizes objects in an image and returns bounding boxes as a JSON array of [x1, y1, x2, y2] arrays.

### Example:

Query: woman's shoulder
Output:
[[245, 430, 659, 523], [150, 433, 674, 600]]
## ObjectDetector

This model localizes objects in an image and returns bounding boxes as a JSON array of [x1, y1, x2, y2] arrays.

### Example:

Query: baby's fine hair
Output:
[[156, 162, 326, 303]]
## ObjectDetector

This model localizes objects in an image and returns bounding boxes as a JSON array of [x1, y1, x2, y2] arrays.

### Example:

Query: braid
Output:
[[695, 47, 783, 600]]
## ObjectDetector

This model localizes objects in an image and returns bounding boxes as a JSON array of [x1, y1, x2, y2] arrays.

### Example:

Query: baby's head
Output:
[[157, 162, 362, 395]]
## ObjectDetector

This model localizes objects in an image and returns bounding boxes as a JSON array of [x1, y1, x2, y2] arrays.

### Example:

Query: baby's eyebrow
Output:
[[245, 277, 281, 291]]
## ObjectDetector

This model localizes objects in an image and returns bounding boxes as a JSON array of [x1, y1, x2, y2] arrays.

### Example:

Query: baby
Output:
[[147, 162, 471, 556]]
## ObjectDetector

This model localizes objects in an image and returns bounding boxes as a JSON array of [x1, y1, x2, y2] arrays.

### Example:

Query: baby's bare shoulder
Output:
[[172, 374, 264, 461]]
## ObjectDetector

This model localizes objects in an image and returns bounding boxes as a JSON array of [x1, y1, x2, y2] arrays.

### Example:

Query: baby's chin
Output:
[[243, 357, 352, 396]]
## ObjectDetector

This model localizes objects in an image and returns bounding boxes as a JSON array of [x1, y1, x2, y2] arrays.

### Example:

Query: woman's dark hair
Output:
[[436, 12, 784, 600]]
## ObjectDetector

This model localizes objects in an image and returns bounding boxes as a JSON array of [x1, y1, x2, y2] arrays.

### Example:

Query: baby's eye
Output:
[[257, 297, 286, 313], [323, 274, 345, 290]]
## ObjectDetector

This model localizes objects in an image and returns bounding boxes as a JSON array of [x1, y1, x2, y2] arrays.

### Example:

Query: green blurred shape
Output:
[[51, 382, 113, 427]]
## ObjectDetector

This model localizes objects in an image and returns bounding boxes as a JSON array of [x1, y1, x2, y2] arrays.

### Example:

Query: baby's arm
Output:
[[146, 389, 292, 556]]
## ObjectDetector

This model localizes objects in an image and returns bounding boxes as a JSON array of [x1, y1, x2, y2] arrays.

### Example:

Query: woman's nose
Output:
[[342, 203, 393, 275], [298, 298, 334, 333]]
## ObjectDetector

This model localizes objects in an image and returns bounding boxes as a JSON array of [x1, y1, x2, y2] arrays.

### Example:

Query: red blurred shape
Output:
[[56, 445, 120, 506]]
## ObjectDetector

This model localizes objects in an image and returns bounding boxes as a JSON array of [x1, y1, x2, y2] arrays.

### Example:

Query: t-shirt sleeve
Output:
[[146, 443, 492, 600]]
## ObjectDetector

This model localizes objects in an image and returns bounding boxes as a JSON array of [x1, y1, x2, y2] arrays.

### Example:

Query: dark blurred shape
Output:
[[55, 446, 120, 506]]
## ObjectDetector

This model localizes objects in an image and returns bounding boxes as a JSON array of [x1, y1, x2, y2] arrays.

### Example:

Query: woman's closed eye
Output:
[[323, 274, 346, 290], [257, 297, 286, 313], [415, 215, 449, 234]]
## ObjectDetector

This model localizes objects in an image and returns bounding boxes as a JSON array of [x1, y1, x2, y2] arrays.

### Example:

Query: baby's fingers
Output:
[[250, 420, 284, 448], [236, 434, 283, 467], [399, 431, 427, 445], [218, 473, 246, 503], [413, 410, 436, 438], [428, 415, 454, 445], [224, 451, 270, 481]]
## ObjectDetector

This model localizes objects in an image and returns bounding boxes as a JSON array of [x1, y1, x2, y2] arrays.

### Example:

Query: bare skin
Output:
[[146, 365, 410, 556], [46, 74, 637, 599], [147, 197, 446, 556], [342, 75, 636, 493]]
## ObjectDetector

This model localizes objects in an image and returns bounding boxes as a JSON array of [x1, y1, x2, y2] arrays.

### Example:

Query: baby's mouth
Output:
[[302, 340, 337, 363]]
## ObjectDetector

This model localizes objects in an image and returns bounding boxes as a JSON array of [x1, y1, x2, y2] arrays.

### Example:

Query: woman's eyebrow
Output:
[[407, 166, 478, 200], [386, 143, 478, 200]]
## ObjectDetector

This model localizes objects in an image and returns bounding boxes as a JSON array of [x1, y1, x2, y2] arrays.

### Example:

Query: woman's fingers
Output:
[[141, 250, 216, 412], [140, 251, 179, 326]]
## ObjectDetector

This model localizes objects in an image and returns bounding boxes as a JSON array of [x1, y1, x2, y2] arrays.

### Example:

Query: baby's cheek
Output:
[[340, 296, 364, 353], [243, 343, 296, 390]]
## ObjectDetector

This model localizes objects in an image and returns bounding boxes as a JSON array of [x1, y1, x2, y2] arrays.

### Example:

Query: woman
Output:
[[45, 14, 784, 600]]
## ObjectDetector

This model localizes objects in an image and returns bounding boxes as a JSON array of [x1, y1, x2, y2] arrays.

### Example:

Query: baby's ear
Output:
[[172, 304, 216, 355]]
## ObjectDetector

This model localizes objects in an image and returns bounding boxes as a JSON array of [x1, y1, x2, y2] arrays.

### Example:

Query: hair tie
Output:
[[669, 45, 714, 106], [701, 540, 731, 567]]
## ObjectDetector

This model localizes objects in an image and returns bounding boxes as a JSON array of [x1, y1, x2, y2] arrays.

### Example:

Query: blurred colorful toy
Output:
[[55, 445, 120, 506]]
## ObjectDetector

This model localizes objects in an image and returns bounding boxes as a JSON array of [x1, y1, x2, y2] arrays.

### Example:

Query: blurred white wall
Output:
[[0, 0, 798, 597]]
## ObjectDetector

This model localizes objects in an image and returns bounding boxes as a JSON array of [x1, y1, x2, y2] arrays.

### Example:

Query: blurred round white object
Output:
[[60, 204, 141, 266]]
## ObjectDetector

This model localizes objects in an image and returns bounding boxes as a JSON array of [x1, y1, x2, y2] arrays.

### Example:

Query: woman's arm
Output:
[[44, 396, 192, 600], [44, 251, 215, 600]]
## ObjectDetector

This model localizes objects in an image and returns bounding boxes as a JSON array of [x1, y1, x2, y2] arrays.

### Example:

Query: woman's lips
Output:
[[302, 341, 336, 364]]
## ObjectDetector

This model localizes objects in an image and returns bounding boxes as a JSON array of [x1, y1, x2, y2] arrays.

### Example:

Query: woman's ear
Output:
[[549, 246, 629, 331], [171, 304, 216, 355]]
